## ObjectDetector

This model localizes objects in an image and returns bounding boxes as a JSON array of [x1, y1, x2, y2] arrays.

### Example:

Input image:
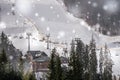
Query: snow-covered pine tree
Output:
[[99, 48, 104, 80], [67, 40, 76, 80], [103, 44, 112, 80], [89, 37, 97, 80], [47, 48, 56, 80], [55, 55, 62, 80], [83, 45, 89, 80], [1, 32, 9, 46], [75, 38, 85, 80]]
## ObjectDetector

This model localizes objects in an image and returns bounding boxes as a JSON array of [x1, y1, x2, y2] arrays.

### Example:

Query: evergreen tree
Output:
[[47, 48, 56, 80], [67, 40, 76, 80], [89, 37, 97, 80], [83, 45, 89, 80], [0, 49, 7, 64], [75, 38, 84, 80], [99, 48, 104, 80], [1, 31, 9, 45], [0, 49, 7, 80], [103, 45, 112, 80], [68, 39, 85, 80], [55, 55, 62, 80]]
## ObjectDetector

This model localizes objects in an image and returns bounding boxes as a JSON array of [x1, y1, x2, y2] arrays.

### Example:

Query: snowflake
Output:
[[16, 20, 19, 24], [40, 17, 45, 22], [35, 13, 39, 17], [72, 29, 76, 34], [50, 6, 53, 9], [88, 1, 91, 4], [7, 12, 10, 15], [92, 2, 98, 7], [97, 13, 101, 17], [58, 31, 65, 38], [11, 7, 15, 11], [46, 27, 50, 31]]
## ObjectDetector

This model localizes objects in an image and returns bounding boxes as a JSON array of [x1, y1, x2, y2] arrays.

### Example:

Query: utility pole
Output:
[[46, 33, 50, 49], [27, 33, 31, 51]]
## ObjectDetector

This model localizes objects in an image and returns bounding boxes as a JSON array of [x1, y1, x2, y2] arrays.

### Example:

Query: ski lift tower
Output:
[[46, 27, 50, 49], [27, 33, 31, 51], [46, 33, 50, 49]]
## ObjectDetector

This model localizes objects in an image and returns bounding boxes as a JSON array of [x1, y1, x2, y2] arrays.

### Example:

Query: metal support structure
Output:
[[46, 33, 50, 49], [27, 33, 31, 51]]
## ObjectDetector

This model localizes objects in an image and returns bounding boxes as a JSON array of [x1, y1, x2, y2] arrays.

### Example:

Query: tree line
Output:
[[47, 37, 119, 80]]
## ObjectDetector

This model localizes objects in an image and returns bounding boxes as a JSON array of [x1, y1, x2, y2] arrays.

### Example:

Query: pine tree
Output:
[[83, 45, 89, 80], [47, 48, 56, 80], [67, 40, 76, 80], [55, 55, 62, 80], [75, 38, 84, 80], [103, 44, 112, 80], [0, 49, 7, 64], [1, 31, 9, 45], [68, 39, 85, 80], [99, 48, 104, 80], [0, 49, 8, 80], [89, 37, 97, 80]]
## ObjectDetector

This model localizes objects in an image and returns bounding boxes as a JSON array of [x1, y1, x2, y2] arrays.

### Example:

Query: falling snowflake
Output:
[[50, 6, 53, 9], [88, 1, 91, 4], [11, 7, 15, 11], [46, 27, 50, 31], [58, 31, 65, 38], [92, 2, 98, 7], [7, 12, 10, 15], [72, 29, 76, 34], [40, 17, 45, 22], [35, 13, 39, 17], [16, 20, 19, 24]]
